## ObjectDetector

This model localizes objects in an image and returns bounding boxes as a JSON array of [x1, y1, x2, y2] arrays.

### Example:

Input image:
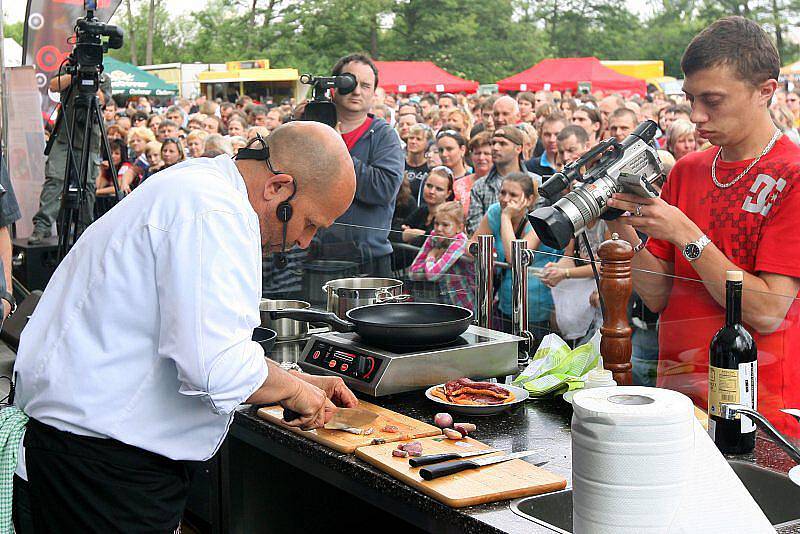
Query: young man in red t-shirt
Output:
[[607, 16, 800, 436]]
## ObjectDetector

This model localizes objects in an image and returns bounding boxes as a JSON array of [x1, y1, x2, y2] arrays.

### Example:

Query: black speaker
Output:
[[12, 237, 59, 292]]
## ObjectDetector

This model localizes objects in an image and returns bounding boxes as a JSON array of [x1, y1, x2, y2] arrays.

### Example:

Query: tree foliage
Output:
[[106, 0, 800, 81]]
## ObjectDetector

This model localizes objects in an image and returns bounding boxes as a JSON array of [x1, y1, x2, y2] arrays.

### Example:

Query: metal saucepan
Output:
[[322, 277, 409, 318], [259, 299, 310, 341], [252, 327, 278, 355], [271, 303, 473, 350]]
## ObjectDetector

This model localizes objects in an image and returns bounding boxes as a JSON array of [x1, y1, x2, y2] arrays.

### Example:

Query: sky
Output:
[[2, 0, 655, 25]]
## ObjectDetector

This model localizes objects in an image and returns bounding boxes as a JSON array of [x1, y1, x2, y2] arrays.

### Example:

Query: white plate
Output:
[[424, 383, 530, 416]]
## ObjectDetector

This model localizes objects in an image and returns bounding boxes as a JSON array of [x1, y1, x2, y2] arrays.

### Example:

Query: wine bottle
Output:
[[708, 270, 757, 454]]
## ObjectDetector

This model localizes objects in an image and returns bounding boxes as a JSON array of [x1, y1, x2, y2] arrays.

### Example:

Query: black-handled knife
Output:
[[419, 450, 542, 481], [409, 448, 504, 467]]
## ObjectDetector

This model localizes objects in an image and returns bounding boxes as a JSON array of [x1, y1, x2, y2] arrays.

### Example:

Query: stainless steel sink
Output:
[[511, 460, 800, 533]]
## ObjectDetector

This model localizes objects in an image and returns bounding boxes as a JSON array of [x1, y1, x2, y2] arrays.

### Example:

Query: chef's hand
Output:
[[291, 372, 359, 408], [606, 193, 701, 248], [280, 379, 336, 431]]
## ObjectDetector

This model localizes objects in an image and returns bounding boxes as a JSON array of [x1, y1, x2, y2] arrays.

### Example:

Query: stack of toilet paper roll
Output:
[[571, 386, 773, 533]]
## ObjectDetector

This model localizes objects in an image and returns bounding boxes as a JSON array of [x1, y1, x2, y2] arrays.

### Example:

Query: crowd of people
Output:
[[33, 47, 800, 389]]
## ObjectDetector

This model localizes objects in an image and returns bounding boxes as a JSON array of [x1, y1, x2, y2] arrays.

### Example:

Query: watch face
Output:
[[685, 243, 701, 260]]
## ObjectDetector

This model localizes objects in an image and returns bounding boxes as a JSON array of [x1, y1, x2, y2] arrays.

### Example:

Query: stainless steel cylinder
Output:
[[322, 278, 403, 318], [511, 239, 534, 368], [259, 299, 310, 341], [474, 234, 495, 329]]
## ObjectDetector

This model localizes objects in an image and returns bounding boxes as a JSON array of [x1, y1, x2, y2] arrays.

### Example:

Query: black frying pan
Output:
[[270, 303, 473, 350]]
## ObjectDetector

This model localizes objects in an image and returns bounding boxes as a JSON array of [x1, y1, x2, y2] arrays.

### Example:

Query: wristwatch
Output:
[[683, 234, 711, 262], [0, 291, 15, 316]]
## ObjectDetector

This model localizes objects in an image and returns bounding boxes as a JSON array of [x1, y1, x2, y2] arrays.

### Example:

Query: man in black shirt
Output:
[[526, 113, 566, 181], [404, 124, 432, 204]]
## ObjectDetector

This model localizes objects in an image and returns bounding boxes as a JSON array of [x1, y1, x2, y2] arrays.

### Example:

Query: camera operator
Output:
[[306, 54, 404, 277], [605, 17, 800, 436], [28, 72, 112, 244]]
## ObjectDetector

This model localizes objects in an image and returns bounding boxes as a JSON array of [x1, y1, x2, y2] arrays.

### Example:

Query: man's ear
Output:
[[263, 173, 294, 201], [760, 79, 779, 107]]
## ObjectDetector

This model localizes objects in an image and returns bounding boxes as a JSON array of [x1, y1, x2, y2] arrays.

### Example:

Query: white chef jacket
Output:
[[14, 155, 269, 462]]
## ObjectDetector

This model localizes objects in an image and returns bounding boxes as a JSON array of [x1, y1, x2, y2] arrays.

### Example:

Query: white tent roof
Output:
[[3, 38, 22, 67]]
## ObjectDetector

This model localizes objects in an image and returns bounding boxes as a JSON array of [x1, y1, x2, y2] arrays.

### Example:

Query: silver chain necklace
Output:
[[711, 129, 782, 189]]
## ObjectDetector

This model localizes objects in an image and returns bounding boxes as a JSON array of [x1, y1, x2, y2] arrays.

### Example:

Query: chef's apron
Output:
[[13, 418, 198, 533]]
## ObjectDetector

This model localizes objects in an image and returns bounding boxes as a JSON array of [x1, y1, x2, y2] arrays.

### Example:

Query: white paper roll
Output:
[[571, 386, 773, 533]]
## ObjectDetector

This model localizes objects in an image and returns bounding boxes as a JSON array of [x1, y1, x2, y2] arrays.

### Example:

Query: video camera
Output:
[[529, 120, 664, 249], [298, 73, 357, 128], [67, 0, 123, 93]]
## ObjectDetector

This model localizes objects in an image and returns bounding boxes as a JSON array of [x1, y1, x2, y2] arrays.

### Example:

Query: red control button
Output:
[[328, 360, 337, 368], [312, 351, 321, 359], [340, 363, 349, 372]]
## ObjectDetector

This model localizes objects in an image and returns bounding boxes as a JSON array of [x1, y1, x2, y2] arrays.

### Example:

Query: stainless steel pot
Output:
[[259, 299, 310, 341], [322, 278, 406, 318]]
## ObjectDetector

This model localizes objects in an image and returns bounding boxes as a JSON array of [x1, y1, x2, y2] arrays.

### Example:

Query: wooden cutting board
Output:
[[257, 400, 442, 453], [355, 435, 567, 507]]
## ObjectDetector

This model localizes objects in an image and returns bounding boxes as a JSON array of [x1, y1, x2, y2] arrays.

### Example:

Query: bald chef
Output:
[[7, 121, 358, 532]]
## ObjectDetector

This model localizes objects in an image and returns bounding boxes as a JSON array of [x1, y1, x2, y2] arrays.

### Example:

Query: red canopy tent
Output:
[[497, 57, 647, 97], [374, 61, 479, 94]]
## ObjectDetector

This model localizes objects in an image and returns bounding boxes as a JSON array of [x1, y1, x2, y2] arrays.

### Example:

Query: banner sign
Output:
[[23, 0, 122, 121]]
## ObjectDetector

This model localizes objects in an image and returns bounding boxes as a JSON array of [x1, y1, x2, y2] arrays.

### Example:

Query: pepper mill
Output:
[[597, 233, 634, 385]]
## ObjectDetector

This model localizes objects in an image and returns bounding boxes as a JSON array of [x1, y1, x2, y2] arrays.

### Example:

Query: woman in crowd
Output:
[[666, 119, 697, 161], [146, 114, 162, 138], [120, 126, 156, 190], [469, 172, 559, 343], [186, 129, 208, 159], [424, 109, 442, 132], [453, 132, 492, 217], [229, 136, 247, 155], [106, 124, 128, 143], [571, 105, 602, 145], [446, 109, 473, 141], [226, 116, 247, 138], [409, 201, 475, 311], [95, 138, 132, 218], [436, 130, 470, 181], [517, 123, 539, 160], [399, 166, 455, 248], [203, 134, 233, 156], [517, 92, 536, 123], [150, 138, 185, 174], [559, 98, 578, 121]]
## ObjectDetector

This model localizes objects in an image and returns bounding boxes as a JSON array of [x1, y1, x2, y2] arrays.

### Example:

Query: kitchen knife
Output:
[[418, 450, 541, 481], [282, 407, 379, 430], [408, 448, 504, 467]]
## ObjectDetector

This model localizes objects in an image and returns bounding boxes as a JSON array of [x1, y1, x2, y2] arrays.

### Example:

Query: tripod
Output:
[[46, 78, 121, 261]]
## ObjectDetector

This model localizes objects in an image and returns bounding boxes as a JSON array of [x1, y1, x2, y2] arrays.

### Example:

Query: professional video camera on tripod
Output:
[[39, 0, 123, 260]]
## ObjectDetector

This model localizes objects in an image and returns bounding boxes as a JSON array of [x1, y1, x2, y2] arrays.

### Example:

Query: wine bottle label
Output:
[[738, 361, 757, 433], [708, 365, 739, 418]]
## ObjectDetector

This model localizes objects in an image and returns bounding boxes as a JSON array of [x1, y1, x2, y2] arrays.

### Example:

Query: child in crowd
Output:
[[410, 201, 475, 311]]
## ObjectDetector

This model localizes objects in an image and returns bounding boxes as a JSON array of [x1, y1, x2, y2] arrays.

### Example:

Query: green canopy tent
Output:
[[104, 57, 178, 97]]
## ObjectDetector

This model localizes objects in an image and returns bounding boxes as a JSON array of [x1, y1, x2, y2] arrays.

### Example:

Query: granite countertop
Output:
[[233, 390, 797, 534]]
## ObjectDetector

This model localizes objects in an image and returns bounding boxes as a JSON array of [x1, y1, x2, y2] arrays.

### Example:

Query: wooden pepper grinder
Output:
[[597, 233, 634, 385]]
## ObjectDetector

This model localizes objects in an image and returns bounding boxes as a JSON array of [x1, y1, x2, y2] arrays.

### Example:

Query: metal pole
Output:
[[473, 234, 494, 329], [511, 239, 534, 369], [0, 0, 9, 165]]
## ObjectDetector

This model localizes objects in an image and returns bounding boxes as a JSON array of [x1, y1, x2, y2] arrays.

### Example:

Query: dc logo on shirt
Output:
[[741, 174, 786, 216]]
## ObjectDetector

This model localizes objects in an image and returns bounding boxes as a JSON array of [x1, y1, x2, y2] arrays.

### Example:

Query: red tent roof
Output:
[[374, 61, 479, 94], [497, 57, 647, 96]]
